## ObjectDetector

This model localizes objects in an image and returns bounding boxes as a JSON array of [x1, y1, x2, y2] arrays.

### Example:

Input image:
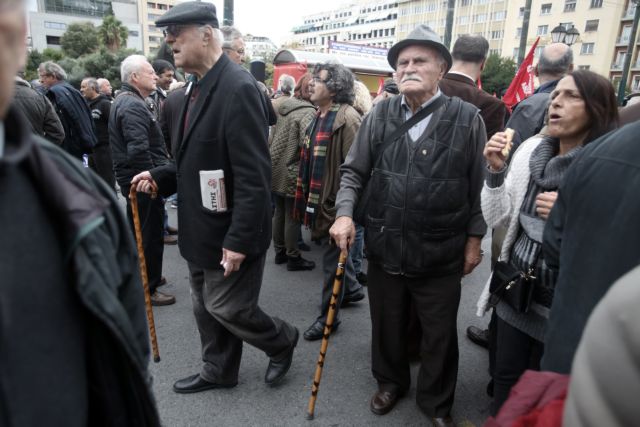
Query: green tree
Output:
[[98, 14, 129, 52], [81, 47, 137, 89], [61, 22, 99, 58], [481, 53, 517, 98]]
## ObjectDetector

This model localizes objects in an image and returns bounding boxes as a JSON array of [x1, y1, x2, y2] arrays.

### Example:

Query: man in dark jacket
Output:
[[38, 61, 97, 159], [330, 25, 486, 426], [132, 2, 299, 392], [1, 2, 159, 424], [439, 34, 507, 139], [81, 77, 115, 189], [110, 54, 175, 306], [542, 121, 640, 374], [13, 75, 64, 145]]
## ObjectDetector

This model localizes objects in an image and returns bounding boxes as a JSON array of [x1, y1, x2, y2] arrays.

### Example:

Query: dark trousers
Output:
[[272, 194, 300, 257], [188, 255, 298, 383], [88, 145, 115, 190], [316, 239, 357, 324], [123, 185, 164, 294], [368, 262, 462, 417], [492, 316, 544, 415]]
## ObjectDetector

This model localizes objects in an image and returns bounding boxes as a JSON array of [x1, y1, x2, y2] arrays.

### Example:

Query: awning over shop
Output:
[[273, 49, 393, 75]]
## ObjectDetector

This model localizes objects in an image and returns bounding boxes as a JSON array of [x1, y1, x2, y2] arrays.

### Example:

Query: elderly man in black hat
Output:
[[330, 25, 487, 426], [131, 1, 299, 392]]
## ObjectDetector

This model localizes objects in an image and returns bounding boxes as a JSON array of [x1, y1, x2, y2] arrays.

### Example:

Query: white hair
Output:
[[121, 54, 150, 83]]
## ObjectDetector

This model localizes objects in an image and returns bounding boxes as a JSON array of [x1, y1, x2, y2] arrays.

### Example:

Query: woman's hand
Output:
[[536, 191, 558, 220], [484, 132, 509, 172]]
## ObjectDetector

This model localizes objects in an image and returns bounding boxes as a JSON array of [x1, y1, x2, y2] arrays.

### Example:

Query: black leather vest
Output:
[[364, 96, 479, 277]]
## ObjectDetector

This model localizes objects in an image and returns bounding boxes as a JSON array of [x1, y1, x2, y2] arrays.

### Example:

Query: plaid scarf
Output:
[[293, 104, 340, 227]]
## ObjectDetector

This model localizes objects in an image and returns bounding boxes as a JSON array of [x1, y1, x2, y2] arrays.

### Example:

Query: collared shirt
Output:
[[447, 70, 476, 83], [401, 89, 442, 141]]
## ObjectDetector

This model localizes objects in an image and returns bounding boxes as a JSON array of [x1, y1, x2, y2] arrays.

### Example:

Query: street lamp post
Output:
[[550, 24, 580, 46]]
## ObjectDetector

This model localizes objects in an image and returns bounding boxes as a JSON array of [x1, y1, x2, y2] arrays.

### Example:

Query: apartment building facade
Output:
[[610, 0, 640, 92], [29, 0, 143, 53], [141, 0, 177, 55], [288, 1, 399, 52]]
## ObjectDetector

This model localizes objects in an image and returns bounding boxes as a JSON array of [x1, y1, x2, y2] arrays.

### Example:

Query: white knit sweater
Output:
[[476, 136, 544, 317]]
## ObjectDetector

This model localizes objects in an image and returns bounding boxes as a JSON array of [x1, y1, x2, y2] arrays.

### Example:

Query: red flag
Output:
[[502, 37, 540, 109], [376, 77, 385, 96]]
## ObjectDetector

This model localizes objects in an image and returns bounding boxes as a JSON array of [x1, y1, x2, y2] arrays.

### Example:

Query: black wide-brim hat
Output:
[[387, 25, 452, 72], [155, 1, 219, 28]]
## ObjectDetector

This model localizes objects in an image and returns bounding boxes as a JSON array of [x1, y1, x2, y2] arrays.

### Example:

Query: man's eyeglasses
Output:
[[223, 47, 245, 55], [162, 24, 195, 38]]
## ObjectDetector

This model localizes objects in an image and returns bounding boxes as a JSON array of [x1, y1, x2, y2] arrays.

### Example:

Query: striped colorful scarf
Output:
[[293, 104, 339, 227]]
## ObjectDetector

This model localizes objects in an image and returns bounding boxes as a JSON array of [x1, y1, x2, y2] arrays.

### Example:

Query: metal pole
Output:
[[443, 0, 455, 49], [518, 0, 533, 66], [618, 0, 640, 105], [223, 0, 234, 26]]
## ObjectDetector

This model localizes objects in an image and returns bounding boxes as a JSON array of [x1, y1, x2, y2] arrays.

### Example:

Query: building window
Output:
[[491, 30, 503, 39], [460, 0, 471, 6], [580, 42, 594, 54], [128, 30, 139, 37], [535, 46, 543, 57], [560, 22, 574, 30], [474, 13, 487, 23], [515, 27, 522, 38], [457, 15, 469, 24], [564, 0, 576, 12], [46, 35, 61, 45], [578, 65, 591, 70], [513, 47, 520, 59], [585, 19, 599, 32], [519, 7, 524, 18], [537, 25, 548, 35], [590, 0, 603, 8], [493, 11, 506, 21], [44, 21, 67, 30], [489, 48, 500, 55], [541, 3, 552, 14]]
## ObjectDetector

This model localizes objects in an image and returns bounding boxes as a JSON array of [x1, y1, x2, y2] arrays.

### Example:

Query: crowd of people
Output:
[[3, 0, 640, 425]]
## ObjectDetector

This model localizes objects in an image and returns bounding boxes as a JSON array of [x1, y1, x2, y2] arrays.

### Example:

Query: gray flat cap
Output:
[[155, 1, 219, 28], [387, 25, 452, 72]]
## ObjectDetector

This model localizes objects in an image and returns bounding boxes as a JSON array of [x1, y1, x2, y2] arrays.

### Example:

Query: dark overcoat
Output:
[[152, 54, 272, 270]]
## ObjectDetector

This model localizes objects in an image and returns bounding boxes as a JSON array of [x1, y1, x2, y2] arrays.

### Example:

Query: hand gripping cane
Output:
[[306, 250, 348, 420], [129, 185, 161, 363]]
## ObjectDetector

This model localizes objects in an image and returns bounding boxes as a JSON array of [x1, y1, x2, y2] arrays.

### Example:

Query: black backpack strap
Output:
[[372, 95, 447, 162]]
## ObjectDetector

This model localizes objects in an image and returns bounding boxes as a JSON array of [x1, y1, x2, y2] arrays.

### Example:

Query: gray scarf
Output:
[[529, 137, 584, 190]]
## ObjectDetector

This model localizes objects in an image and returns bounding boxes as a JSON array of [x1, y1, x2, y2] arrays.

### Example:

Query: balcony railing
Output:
[[623, 8, 636, 19], [611, 62, 624, 70], [618, 36, 631, 45]]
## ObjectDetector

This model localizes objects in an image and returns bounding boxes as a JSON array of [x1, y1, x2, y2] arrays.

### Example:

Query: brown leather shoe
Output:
[[370, 389, 400, 415], [164, 234, 178, 245], [429, 416, 455, 427], [150, 290, 176, 306]]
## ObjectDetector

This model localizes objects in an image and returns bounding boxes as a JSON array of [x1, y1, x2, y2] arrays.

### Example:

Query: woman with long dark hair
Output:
[[478, 70, 618, 414]]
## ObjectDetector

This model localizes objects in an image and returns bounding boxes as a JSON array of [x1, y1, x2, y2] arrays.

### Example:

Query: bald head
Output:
[[536, 43, 573, 83]]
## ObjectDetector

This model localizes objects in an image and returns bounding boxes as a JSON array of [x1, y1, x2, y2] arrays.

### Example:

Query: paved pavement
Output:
[[148, 206, 493, 426]]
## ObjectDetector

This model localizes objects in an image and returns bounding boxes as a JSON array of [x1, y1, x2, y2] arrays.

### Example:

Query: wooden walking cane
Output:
[[306, 250, 348, 420], [129, 185, 161, 363]]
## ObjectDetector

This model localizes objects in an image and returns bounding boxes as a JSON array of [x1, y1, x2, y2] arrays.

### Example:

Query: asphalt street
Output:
[[148, 206, 493, 426]]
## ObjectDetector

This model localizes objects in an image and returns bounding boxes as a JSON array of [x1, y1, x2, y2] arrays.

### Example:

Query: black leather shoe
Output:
[[172, 374, 236, 394], [298, 242, 311, 251], [466, 325, 489, 349], [265, 328, 299, 385], [429, 416, 455, 427], [341, 286, 365, 307], [287, 255, 316, 271], [370, 389, 401, 415], [356, 271, 368, 286], [303, 320, 339, 341], [275, 249, 287, 265]]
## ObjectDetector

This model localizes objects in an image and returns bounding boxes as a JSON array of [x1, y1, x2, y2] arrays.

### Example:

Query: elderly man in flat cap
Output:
[[330, 25, 487, 426], [132, 1, 299, 392]]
